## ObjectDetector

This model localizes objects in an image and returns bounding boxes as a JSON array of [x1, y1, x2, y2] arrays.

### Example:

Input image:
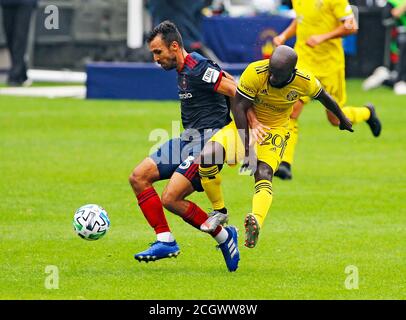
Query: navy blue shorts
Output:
[[150, 134, 210, 192]]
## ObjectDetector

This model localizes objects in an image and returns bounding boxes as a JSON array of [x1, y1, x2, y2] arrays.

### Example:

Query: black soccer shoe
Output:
[[274, 161, 292, 180], [365, 103, 382, 137]]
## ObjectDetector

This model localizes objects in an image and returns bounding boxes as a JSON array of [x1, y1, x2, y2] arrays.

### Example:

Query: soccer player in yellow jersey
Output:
[[272, 0, 382, 179], [198, 45, 353, 248]]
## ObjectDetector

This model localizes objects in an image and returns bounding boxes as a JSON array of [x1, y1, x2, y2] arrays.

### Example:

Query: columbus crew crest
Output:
[[287, 90, 299, 101]]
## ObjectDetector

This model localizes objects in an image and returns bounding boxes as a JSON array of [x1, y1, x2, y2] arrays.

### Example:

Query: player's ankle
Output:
[[217, 207, 227, 214], [157, 232, 175, 243]]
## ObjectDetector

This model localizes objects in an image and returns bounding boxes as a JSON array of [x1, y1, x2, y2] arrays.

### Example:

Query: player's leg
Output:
[[161, 172, 228, 244], [245, 161, 274, 248], [245, 128, 289, 248], [162, 171, 239, 272], [130, 139, 181, 262], [342, 103, 382, 137], [198, 121, 242, 232], [325, 69, 382, 136], [275, 99, 305, 180], [198, 140, 227, 221], [129, 157, 173, 241]]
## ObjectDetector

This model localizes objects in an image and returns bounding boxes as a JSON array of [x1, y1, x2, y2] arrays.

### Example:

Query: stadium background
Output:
[[0, 0, 405, 300]]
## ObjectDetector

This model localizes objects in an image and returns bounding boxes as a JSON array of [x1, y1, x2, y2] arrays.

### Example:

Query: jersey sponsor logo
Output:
[[202, 67, 220, 83], [239, 83, 256, 95], [254, 99, 285, 111], [286, 90, 300, 101], [179, 92, 193, 99]]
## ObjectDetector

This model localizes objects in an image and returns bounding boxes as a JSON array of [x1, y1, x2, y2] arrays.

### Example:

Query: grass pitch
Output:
[[0, 80, 405, 299]]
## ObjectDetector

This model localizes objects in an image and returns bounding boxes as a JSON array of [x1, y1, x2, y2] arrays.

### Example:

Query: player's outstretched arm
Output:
[[315, 89, 354, 132]]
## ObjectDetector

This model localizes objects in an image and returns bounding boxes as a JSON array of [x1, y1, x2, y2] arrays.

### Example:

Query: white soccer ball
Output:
[[73, 204, 110, 240]]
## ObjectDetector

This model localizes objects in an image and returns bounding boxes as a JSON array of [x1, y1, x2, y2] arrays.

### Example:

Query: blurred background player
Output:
[[148, 0, 220, 61], [389, 0, 406, 94], [272, 0, 382, 180], [198, 45, 353, 248], [0, 0, 37, 86], [363, 0, 406, 95], [128, 21, 240, 271]]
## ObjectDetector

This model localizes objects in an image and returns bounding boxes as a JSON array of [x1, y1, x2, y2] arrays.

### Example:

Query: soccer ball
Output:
[[73, 204, 110, 240]]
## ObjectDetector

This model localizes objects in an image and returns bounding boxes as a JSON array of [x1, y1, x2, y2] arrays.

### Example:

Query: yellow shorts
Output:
[[300, 68, 347, 109], [209, 121, 290, 172]]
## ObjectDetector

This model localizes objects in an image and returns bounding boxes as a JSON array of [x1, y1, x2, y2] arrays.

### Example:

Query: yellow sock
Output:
[[199, 165, 225, 210], [342, 106, 371, 124], [282, 118, 298, 165], [252, 180, 273, 228]]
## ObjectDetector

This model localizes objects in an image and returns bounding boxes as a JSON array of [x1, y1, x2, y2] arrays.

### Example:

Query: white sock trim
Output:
[[157, 232, 175, 243], [214, 227, 228, 244]]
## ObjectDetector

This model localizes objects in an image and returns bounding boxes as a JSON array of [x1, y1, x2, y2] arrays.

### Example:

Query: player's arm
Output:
[[315, 89, 353, 132], [223, 71, 236, 82], [216, 69, 265, 144], [247, 108, 269, 143], [273, 19, 297, 46], [215, 73, 237, 97], [306, 17, 357, 48], [307, 0, 358, 48], [220, 74, 270, 143], [231, 93, 257, 174]]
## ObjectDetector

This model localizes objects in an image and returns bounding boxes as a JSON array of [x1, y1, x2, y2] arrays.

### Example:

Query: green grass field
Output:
[[0, 80, 405, 300]]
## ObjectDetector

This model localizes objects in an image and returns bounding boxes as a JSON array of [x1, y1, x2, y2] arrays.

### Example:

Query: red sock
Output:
[[183, 201, 222, 237], [137, 187, 170, 234]]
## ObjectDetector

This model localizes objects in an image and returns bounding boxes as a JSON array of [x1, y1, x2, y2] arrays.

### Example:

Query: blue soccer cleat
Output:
[[134, 241, 180, 262], [218, 226, 240, 272]]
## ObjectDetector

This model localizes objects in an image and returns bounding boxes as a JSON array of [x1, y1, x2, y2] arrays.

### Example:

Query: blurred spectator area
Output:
[[0, 0, 389, 76], [0, 0, 129, 70]]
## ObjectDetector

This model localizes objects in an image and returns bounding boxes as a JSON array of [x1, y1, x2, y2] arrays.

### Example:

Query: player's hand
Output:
[[306, 35, 325, 48], [339, 117, 354, 132], [250, 121, 270, 144], [240, 147, 257, 176], [273, 34, 286, 47]]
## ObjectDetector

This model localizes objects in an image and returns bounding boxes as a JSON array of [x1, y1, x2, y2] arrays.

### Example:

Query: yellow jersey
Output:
[[237, 59, 322, 128], [292, 0, 354, 76]]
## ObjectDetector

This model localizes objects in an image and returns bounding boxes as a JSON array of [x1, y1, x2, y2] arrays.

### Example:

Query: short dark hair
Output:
[[147, 20, 184, 48]]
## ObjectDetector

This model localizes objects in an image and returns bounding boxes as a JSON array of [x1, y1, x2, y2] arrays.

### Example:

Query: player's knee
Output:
[[199, 142, 224, 166], [161, 189, 178, 212], [128, 169, 140, 188], [255, 162, 274, 181], [129, 166, 150, 191]]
